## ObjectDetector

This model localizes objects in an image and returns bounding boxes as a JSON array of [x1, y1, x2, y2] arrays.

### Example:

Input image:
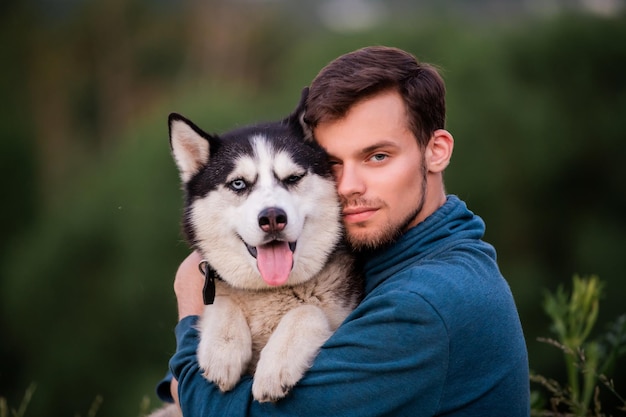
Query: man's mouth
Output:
[[342, 206, 378, 223], [246, 241, 296, 286]]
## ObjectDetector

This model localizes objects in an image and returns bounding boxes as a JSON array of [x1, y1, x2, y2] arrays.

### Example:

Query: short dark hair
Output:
[[305, 46, 446, 148]]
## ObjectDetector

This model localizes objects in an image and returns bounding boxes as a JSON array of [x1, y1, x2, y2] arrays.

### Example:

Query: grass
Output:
[[0, 383, 35, 417], [0, 384, 154, 417]]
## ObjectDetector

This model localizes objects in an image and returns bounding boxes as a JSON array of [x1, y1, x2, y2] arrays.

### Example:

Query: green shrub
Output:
[[531, 276, 626, 416]]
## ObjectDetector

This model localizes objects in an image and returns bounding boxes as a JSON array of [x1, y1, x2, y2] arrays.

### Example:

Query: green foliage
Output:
[[546, 276, 603, 410], [531, 276, 626, 416], [0, 384, 35, 417], [0, 385, 156, 417]]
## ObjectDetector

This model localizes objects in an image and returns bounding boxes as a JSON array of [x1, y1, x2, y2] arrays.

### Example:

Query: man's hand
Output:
[[171, 378, 179, 408], [174, 251, 205, 320]]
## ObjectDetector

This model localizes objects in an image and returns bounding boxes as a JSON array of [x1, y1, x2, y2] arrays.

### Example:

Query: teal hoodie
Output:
[[168, 195, 530, 416]]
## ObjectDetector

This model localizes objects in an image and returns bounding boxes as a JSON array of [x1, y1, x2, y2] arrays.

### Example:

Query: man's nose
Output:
[[336, 163, 365, 198]]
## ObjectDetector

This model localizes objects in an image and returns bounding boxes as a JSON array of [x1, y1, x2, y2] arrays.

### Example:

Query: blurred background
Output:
[[1, 0, 625, 415]]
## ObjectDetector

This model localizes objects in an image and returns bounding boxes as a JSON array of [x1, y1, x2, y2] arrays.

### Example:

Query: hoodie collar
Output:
[[362, 195, 486, 293]]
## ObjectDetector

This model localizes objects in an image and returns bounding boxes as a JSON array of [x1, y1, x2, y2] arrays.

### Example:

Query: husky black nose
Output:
[[258, 207, 287, 233]]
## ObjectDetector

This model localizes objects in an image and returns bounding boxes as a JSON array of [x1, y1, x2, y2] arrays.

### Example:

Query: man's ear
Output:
[[425, 129, 454, 173]]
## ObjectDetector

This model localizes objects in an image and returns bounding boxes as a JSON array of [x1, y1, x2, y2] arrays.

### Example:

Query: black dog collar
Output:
[[198, 260, 220, 305]]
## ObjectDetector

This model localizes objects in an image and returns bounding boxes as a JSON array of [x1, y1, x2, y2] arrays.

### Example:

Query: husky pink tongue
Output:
[[256, 241, 293, 286]]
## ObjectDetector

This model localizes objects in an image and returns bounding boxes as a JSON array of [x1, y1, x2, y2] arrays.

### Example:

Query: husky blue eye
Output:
[[285, 173, 305, 185], [229, 179, 247, 191]]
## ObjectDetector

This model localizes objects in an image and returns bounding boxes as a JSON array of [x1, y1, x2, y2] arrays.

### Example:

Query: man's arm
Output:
[[155, 372, 177, 404], [170, 254, 449, 417], [156, 250, 200, 410]]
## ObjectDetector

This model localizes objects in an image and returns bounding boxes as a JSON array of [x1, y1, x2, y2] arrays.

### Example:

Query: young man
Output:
[[160, 46, 530, 416]]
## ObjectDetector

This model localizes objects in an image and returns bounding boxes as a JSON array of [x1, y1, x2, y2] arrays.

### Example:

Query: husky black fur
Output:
[[150, 89, 362, 415]]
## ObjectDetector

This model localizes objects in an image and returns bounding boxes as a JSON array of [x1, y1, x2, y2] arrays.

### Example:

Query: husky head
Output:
[[169, 89, 342, 290]]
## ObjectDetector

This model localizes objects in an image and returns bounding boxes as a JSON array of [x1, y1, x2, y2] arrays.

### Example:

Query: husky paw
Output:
[[197, 299, 252, 392], [251, 364, 300, 403], [251, 305, 333, 403], [198, 347, 248, 392]]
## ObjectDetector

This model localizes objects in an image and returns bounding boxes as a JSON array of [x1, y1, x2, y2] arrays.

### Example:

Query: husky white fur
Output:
[[152, 89, 361, 415]]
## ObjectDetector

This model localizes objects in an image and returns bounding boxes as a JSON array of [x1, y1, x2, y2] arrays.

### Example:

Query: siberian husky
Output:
[[151, 89, 361, 415]]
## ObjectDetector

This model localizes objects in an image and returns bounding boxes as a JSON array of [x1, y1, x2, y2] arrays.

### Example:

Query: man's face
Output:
[[314, 90, 428, 251]]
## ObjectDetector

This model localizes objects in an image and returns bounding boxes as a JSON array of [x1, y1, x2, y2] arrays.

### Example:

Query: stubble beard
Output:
[[343, 156, 428, 253]]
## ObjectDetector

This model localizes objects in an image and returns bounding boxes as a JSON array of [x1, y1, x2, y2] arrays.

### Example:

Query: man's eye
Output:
[[228, 179, 247, 191], [370, 153, 387, 162], [328, 159, 342, 168], [327, 160, 342, 175]]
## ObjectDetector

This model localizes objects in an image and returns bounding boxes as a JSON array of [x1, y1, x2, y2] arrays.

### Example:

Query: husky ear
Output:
[[169, 113, 212, 183], [283, 87, 314, 141]]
